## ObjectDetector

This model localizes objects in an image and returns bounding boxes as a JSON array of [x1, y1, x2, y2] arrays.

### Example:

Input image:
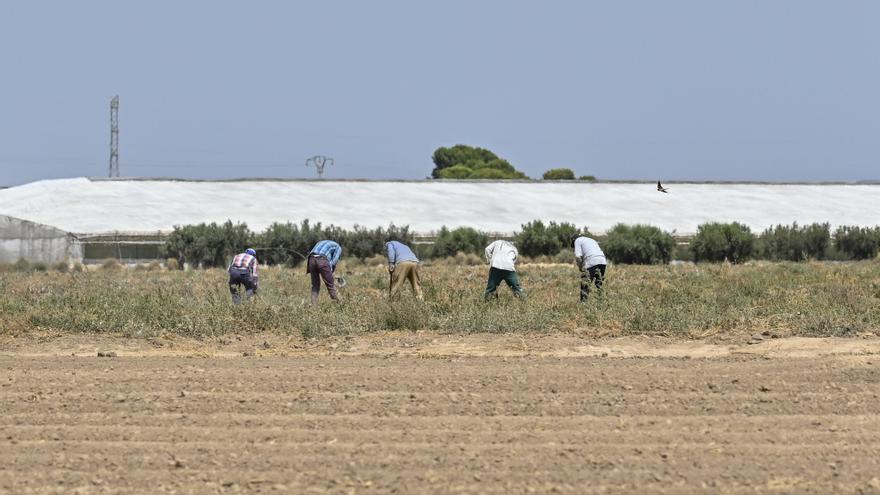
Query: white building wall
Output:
[[0, 216, 82, 264]]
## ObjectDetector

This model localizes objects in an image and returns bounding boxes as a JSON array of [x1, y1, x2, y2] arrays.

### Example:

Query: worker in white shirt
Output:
[[572, 234, 607, 302], [483, 239, 525, 300]]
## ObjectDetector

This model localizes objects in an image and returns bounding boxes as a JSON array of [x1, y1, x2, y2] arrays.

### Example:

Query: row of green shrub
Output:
[[689, 222, 880, 263], [160, 220, 880, 268], [160, 220, 567, 268], [516, 221, 880, 264], [161, 220, 414, 268]]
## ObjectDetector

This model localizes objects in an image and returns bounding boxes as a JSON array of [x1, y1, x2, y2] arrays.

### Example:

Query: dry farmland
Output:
[[3, 260, 880, 338], [1, 262, 880, 493], [2, 333, 880, 494]]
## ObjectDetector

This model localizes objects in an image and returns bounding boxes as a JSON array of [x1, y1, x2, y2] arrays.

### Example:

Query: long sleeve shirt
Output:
[[485, 240, 518, 271], [228, 252, 258, 277], [574, 236, 606, 270], [310, 240, 342, 269], [385, 241, 419, 266]]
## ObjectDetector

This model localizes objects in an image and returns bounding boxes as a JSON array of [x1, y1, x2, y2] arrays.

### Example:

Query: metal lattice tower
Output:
[[109, 96, 119, 178], [305, 155, 334, 179]]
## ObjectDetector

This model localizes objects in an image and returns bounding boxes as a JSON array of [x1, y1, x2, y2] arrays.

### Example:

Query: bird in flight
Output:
[[657, 180, 669, 193]]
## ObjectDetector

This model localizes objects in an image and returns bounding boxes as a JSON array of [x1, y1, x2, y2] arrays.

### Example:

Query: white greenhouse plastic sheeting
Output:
[[0, 177, 877, 236]]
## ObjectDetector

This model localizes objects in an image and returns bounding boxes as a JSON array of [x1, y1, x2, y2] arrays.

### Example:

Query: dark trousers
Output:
[[484, 267, 524, 300], [580, 264, 606, 302], [307, 255, 338, 304], [228, 268, 256, 305]]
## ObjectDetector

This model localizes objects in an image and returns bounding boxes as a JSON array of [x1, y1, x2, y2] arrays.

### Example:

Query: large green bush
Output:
[[834, 226, 880, 260], [469, 167, 514, 179], [603, 224, 675, 264], [690, 222, 755, 263], [430, 227, 489, 258], [542, 168, 576, 180], [757, 223, 830, 261], [436, 164, 473, 179], [431, 144, 528, 179], [514, 220, 581, 257], [432, 145, 499, 176]]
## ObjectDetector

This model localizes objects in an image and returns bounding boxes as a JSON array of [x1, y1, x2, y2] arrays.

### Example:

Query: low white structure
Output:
[[0, 177, 877, 237], [0, 215, 81, 264]]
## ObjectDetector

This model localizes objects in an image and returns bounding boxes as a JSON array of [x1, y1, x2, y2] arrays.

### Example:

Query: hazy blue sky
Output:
[[1, 1, 878, 185]]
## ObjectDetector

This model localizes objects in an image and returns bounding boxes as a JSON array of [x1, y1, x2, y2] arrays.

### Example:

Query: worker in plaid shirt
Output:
[[228, 248, 259, 304], [306, 239, 342, 304]]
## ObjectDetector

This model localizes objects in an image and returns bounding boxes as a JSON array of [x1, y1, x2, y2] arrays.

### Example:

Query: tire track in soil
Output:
[[1, 352, 879, 493]]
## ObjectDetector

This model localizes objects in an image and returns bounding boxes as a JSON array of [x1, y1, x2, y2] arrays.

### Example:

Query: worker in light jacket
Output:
[[385, 239, 424, 300], [573, 234, 607, 302], [483, 239, 525, 300]]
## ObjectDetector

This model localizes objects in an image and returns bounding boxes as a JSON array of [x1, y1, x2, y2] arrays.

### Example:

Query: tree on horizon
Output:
[[431, 144, 528, 179]]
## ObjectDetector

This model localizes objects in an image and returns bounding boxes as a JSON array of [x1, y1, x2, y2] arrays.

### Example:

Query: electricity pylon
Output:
[[109, 96, 119, 178], [305, 155, 334, 178]]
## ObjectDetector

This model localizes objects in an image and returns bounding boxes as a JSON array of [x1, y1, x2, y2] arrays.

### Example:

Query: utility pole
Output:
[[305, 155, 334, 179], [109, 95, 119, 178]]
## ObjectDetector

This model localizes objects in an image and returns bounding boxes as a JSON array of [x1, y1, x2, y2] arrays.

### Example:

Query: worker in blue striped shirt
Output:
[[307, 239, 342, 304]]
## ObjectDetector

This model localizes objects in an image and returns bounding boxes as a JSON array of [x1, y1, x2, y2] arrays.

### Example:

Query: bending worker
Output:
[[483, 239, 525, 300], [307, 239, 342, 304], [573, 233, 606, 302], [385, 238, 424, 300], [228, 248, 259, 305]]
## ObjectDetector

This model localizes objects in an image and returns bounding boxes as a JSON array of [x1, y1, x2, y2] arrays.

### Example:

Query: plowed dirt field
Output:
[[2, 333, 879, 494]]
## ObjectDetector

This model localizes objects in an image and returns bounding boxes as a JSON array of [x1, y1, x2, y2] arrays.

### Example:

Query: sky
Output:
[[1, 1, 878, 186]]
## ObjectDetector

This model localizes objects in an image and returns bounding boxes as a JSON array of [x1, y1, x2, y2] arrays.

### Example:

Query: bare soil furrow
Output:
[[2, 338, 879, 493]]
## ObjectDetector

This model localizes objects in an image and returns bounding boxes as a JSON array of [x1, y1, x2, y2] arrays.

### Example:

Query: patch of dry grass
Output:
[[1, 260, 878, 339]]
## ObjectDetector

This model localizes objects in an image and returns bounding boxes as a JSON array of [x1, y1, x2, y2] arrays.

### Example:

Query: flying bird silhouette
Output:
[[657, 180, 669, 193]]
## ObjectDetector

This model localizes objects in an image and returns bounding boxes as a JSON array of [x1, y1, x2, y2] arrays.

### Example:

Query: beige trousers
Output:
[[389, 261, 423, 299]]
